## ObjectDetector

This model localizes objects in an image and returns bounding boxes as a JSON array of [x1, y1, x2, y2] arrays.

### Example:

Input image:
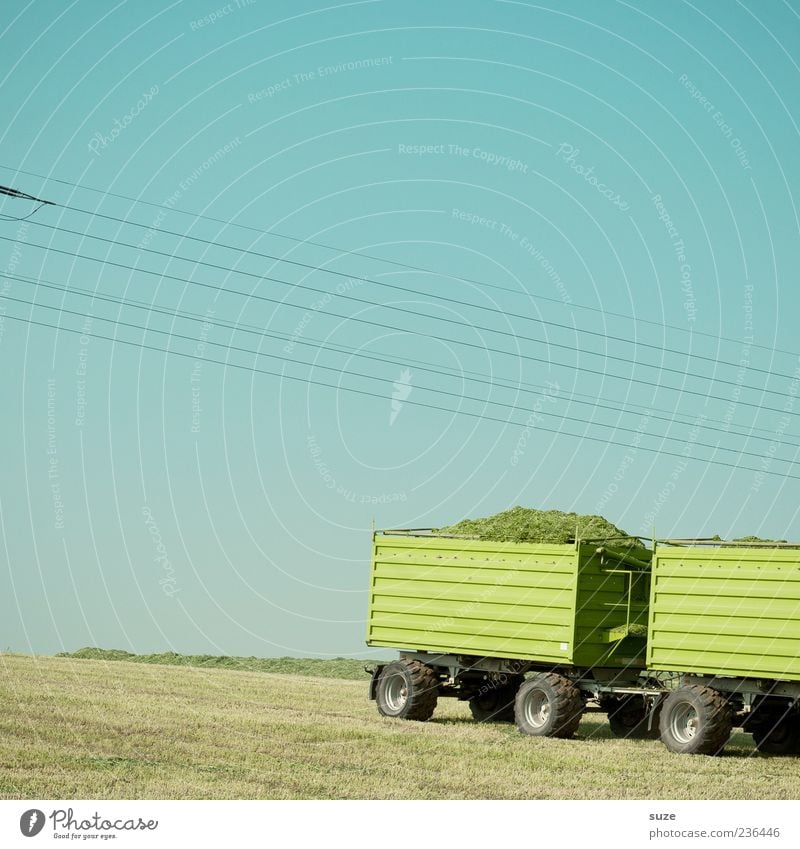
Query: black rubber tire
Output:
[[659, 685, 732, 755], [750, 714, 800, 755], [375, 658, 438, 721], [514, 672, 584, 738], [606, 695, 662, 740], [469, 676, 524, 723]]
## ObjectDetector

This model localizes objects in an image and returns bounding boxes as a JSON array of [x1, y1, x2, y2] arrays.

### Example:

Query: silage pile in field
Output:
[[437, 506, 644, 547]]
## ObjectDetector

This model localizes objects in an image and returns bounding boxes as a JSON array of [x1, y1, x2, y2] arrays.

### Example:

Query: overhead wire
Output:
[[25, 215, 800, 388], [6, 288, 795, 465], [2, 232, 797, 419], [2, 161, 798, 361], [5, 228, 797, 406], [0, 200, 49, 222], [0, 182, 54, 222], [3, 170, 795, 483], [4, 307, 799, 481], [4, 267, 798, 449]]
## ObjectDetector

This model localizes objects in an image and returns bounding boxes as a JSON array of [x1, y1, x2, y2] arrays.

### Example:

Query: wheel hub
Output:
[[384, 674, 408, 712], [670, 702, 699, 744], [524, 690, 551, 728]]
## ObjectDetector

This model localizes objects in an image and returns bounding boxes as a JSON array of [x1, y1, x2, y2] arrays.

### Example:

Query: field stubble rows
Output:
[[0, 655, 793, 800]]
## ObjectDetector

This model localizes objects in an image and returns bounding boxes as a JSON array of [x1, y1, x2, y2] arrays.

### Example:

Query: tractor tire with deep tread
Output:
[[375, 658, 439, 721], [514, 672, 584, 738], [659, 685, 732, 755], [750, 714, 800, 755], [469, 676, 524, 723], [606, 695, 662, 740]]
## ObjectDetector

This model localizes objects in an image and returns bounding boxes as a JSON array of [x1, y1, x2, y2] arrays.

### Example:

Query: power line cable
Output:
[[9, 227, 796, 403], [8, 290, 793, 464], [0, 200, 49, 222], [0, 183, 54, 204], [3, 233, 795, 418], [27, 215, 798, 387], [2, 162, 796, 361], [5, 307, 799, 482], [0, 183, 54, 222], [5, 268, 796, 449]]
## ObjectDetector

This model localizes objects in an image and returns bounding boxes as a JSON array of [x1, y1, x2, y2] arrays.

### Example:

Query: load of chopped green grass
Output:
[[55, 648, 370, 680], [709, 534, 790, 546], [733, 535, 787, 543], [436, 506, 644, 547]]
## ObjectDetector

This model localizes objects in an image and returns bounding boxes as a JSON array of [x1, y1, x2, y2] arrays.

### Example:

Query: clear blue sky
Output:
[[1, 0, 799, 657]]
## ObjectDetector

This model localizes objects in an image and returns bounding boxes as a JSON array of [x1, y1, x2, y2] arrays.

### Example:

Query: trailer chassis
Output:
[[367, 653, 800, 755]]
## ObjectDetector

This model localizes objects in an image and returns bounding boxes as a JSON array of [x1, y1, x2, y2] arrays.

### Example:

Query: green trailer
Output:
[[366, 530, 658, 738], [365, 531, 800, 756], [646, 540, 800, 755]]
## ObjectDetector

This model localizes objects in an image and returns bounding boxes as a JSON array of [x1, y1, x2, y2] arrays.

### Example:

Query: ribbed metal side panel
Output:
[[366, 536, 579, 663], [648, 548, 800, 680]]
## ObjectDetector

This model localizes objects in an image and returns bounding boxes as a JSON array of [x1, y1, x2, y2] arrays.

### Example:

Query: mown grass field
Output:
[[57, 647, 369, 679], [0, 653, 795, 800]]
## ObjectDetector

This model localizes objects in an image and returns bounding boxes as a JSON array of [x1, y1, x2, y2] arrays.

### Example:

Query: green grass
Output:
[[56, 647, 370, 679], [0, 654, 794, 800], [437, 505, 644, 546]]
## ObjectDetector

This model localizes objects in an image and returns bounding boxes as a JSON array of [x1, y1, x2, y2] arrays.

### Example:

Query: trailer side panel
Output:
[[648, 546, 800, 681], [366, 536, 578, 663]]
